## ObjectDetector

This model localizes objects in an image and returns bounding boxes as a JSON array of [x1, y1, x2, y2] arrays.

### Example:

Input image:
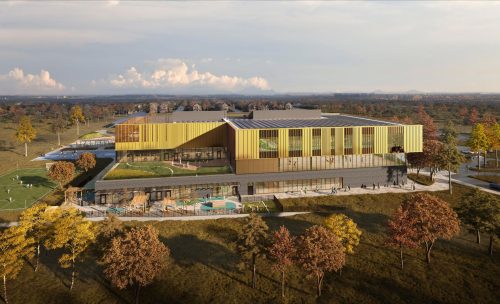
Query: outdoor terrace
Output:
[[103, 161, 233, 180]]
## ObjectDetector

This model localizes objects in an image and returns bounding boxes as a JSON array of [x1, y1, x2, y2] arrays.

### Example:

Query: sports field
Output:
[[0, 168, 56, 210]]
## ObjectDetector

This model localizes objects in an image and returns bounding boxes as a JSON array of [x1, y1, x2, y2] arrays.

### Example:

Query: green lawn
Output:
[[469, 175, 500, 184], [79, 131, 112, 140], [3, 183, 499, 303], [0, 168, 56, 210], [104, 161, 233, 180]]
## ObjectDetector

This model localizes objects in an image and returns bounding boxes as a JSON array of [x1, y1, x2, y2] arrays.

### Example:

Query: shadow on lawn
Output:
[[163, 234, 238, 271], [39, 247, 131, 304], [322, 265, 439, 304], [20, 175, 54, 188]]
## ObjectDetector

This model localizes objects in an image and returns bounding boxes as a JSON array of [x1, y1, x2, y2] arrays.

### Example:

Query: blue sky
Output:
[[1, 1, 500, 94]]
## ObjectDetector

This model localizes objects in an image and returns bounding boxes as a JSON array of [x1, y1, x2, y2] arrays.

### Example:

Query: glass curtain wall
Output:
[[288, 129, 303, 157], [254, 177, 343, 194], [259, 130, 278, 158]]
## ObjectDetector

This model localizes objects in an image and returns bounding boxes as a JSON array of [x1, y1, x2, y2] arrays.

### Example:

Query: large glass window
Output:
[[115, 125, 140, 142], [330, 128, 336, 155], [362, 127, 374, 154], [388, 126, 404, 153], [288, 129, 303, 157], [312, 129, 321, 156], [259, 130, 278, 158], [344, 128, 353, 155]]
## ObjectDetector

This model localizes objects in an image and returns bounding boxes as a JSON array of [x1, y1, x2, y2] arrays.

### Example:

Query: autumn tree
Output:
[[297, 225, 345, 297], [47, 161, 75, 190], [324, 214, 362, 254], [268, 226, 296, 298], [456, 189, 500, 255], [96, 214, 124, 253], [15, 115, 36, 157], [236, 213, 269, 289], [0, 226, 34, 304], [45, 208, 96, 290], [18, 203, 51, 271], [403, 193, 460, 264], [468, 123, 490, 170], [70, 105, 85, 136], [386, 206, 418, 270], [51, 115, 67, 146], [437, 121, 465, 194], [76, 152, 96, 172], [101, 225, 169, 304], [408, 107, 441, 179], [468, 107, 479, 125], [484, 122, 500, 168]]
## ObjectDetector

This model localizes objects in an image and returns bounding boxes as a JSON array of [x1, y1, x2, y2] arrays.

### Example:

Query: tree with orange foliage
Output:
[[47, 161, 75, 190], [101, 225, 169, 304], [297, 225, 345, 297], [469, 107, 479, 125], [76, 152, 96, 172], [268, 226, 296, 298], [386, 206, 418, 270], [403, 193, 460, 264]]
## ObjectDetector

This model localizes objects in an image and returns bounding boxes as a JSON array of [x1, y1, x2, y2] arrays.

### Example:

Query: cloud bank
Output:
[[105, 58, 270, 93], [0, 68, 65, 94]]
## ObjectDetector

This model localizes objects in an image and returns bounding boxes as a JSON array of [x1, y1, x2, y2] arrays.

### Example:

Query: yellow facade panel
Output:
[[335, 128, 344, 156], [321, 127, 331, 156], [404, 125, 423, 153], [374, 126, 388, 154]]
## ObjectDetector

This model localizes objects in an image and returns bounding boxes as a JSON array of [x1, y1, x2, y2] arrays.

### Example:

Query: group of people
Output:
[[360, 183, 381, 190], [331, 185, 350, 194]]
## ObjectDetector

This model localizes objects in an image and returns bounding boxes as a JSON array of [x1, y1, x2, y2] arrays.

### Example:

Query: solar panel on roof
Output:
[[228, 115, 396, 129]]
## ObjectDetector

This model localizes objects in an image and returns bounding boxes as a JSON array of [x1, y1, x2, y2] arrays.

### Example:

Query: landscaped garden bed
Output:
[[104, 161, 233, 180], [407, 173, 435, 186]]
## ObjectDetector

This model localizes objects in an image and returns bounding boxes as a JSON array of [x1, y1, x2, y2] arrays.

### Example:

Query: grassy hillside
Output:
[[0, 117, 115, 173], [3, 184, 499, 304]]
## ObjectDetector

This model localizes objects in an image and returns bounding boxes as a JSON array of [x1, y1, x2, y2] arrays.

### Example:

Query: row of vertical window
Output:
[[258, 127, 381, 158]]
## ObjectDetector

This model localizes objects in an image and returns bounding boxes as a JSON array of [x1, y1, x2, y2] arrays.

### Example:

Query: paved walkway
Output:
[[84, 211, 311, 222], [275, 174, 448, 200]]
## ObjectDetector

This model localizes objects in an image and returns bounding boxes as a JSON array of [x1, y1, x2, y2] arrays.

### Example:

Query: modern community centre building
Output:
[[94, 109, 422, 205]]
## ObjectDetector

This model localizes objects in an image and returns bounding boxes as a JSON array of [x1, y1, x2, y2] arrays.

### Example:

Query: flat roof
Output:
[[228, 114, 399, 129], [120, 111, 226, 124]]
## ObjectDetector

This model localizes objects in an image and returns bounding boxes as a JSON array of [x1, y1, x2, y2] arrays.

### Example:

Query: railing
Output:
[[240, 194, 276, 202], [84, 207, 244, 218]]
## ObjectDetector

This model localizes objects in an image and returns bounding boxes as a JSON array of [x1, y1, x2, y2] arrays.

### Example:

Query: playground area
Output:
[[0, 168, 56, 210]]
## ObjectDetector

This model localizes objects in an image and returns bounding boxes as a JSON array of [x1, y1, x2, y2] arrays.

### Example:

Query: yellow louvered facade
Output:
[[115, 121, 423, 159], [230, 125, 422, 160], [115, 122, 226, 151]]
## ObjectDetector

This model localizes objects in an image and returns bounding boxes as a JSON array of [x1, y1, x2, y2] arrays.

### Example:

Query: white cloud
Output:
[[106, 58, 270, 92], [106, 0, 120, 7], [0, 68, 65, 94]]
